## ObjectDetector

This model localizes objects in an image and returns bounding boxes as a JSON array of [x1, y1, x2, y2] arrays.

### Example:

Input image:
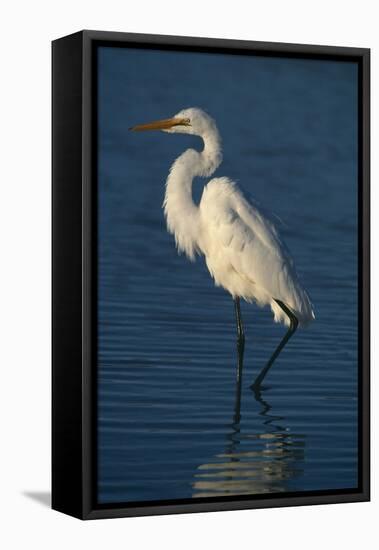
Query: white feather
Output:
[[162, 107, 315, 328]]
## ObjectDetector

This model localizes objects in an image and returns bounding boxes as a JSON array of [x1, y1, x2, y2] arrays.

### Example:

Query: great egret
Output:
[[130, 107, 314, 389]]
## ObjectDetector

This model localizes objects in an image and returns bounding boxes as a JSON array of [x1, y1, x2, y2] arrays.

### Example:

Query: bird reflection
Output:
[[192, 351, 306, 498]]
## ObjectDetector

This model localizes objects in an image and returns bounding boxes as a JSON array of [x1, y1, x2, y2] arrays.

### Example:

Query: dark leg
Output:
[[250, 299, 298, 390], [233, 297, 245, 423], [234, 297, 245, 361]]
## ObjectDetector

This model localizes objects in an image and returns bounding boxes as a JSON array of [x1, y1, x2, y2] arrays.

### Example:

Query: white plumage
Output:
[[131, 107, 314, 387], [159, 107, 314, 328]]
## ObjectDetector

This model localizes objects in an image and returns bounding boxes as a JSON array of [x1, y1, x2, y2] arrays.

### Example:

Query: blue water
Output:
[[97, 47, 358, 504]]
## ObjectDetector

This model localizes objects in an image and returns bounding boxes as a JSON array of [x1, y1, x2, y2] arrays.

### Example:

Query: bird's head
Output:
[[129, 107, 217, 137]]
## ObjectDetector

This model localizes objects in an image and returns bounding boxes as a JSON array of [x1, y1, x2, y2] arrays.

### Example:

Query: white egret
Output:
[[130, 108, 314, 388]]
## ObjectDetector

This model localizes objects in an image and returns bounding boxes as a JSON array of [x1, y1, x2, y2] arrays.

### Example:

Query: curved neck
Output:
[[163, 129, 222, 260]]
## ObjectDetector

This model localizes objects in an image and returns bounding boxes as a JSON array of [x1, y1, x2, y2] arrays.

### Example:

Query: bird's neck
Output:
[[163, 129, 222, 260]]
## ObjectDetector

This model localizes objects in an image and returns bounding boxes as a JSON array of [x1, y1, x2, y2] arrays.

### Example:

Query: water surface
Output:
[[97, 47, 358, 504]]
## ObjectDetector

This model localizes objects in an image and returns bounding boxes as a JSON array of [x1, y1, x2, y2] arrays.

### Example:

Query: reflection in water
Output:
[[192, 353, 306, 498], [97, 52, 358, 502]]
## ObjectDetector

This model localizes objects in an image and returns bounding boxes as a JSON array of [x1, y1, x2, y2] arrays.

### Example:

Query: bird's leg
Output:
[[250, 299, 298, 391], [233, 297, 245, 421], [234, 298, 245, 421], [234, 297, 245, 359]]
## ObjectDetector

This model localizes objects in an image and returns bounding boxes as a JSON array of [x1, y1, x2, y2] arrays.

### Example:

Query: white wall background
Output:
[[0, 1, 376, 548]]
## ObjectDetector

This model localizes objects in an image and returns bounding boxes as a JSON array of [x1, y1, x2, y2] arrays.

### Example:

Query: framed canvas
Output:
[[52, 30, 370, 520]]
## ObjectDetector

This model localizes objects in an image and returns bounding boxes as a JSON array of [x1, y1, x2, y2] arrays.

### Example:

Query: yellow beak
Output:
[[129, 117, 191, 131]]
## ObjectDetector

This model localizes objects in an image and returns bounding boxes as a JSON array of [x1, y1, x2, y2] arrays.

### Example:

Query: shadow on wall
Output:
[[22, 491, 51, 508]]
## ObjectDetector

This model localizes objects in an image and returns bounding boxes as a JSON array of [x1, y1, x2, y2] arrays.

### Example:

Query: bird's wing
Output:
[[200, 177, 303, 307]]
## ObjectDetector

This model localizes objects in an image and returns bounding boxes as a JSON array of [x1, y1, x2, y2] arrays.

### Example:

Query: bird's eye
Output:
[[184, 118, 191, 125]]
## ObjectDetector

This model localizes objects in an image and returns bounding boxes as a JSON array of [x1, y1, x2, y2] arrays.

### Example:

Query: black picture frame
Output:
[[52, 30, 370, 520]]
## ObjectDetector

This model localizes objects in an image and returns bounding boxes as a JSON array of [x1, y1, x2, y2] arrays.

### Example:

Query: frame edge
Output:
[[52, 30, 85, 520], [53, 29, 371, 520]]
